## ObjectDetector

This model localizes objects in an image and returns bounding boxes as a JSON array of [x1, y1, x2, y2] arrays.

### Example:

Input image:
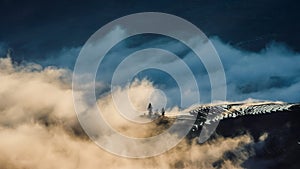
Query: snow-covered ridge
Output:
[[148, 101, 299, 136], [183, 101, 300, 128]]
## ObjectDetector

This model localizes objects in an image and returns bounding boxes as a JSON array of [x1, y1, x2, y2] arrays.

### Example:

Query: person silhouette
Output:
[[147, 103, 153, 117], [161, 107, 165, 116]]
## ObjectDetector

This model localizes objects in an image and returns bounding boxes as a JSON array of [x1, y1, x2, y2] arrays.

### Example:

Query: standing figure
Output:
[[147, 103, 153, 117], [161, 107, 165, 116]]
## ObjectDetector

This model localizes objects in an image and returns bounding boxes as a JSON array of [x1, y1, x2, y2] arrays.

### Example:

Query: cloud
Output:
[[1, 26, 298, 167], [211, 37, 300, 102], [41, 47, 81, 68], [0, 56, 260, 169], [27, 27, 300, 105]]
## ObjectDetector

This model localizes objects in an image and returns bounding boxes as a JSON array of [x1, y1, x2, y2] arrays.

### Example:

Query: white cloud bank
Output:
[[1, 25, 297, 168], [0, 56, 260, 169], [39, 33, 300, 104]]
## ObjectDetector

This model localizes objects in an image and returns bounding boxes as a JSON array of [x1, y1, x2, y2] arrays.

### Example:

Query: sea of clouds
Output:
[[0, 56, 263, 169], [0, 26, 298, 168]]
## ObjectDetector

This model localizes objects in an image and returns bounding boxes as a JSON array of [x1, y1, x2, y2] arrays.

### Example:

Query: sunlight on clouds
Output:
[[0, 56, 257, 169]]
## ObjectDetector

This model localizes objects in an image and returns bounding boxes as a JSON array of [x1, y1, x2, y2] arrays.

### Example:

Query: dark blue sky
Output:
[[0, 0, 299, 61], [1, 0, 300, 103]]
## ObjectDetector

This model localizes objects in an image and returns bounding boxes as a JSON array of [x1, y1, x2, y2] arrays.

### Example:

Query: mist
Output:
[[0, 56, 265, 169], [0, 26, 299, 168], [33, 29, 300, 104]]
